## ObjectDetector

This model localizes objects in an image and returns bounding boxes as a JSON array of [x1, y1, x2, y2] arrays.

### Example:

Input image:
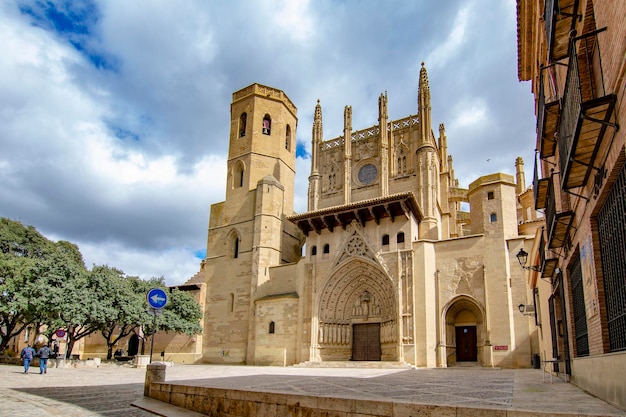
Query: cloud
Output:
[[0, 0, 536, 286], [426, 3, 471, 68]]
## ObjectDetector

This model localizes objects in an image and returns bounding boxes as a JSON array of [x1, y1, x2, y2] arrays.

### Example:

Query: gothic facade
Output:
[[186, 64, 539, 368]]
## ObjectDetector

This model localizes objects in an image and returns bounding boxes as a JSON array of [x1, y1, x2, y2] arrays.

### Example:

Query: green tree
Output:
[[0, 218, 58, 352], [93, 269, 150, 359], [28, 241, 97, 359]]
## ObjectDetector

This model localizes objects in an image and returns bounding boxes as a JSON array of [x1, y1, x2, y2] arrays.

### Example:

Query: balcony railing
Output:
[[537, 69, 560, 159], [558, 30, 617, 190], [539, 229, 559, 279], [544, 0, 580, 62], [545, 176, 574, 249]]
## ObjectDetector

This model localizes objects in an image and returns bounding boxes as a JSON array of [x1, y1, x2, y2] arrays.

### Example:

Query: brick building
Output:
[[517, 0, 626, 409]]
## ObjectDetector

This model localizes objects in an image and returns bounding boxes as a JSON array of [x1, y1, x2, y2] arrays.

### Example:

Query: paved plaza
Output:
[[0, 363, 624, 416]]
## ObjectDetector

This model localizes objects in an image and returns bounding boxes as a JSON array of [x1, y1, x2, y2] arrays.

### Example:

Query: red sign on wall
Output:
[[494, 345, 508, 351]]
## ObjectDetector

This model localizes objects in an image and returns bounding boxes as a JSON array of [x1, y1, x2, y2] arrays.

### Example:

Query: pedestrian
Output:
[[20, 344, 36, 374], [37, 343, 52, 374]]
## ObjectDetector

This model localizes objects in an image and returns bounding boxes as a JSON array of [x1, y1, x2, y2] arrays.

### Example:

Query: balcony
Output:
[[545, 176, 574, 249], [533, 153, 549, 210], [544, 0, 580, 62], [539, 231, 559, 280], [558, 31, 617, 190], [537, 71, 560, 159]]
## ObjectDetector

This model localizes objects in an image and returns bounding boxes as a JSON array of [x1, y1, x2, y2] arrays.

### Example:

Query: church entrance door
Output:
[[351, 323, 381, 361], [456, 326, 477, 362]]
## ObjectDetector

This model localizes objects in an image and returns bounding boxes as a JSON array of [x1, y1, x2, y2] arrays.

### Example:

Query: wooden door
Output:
[[456, 326, 477, 362], [352, 323, 381, 361]]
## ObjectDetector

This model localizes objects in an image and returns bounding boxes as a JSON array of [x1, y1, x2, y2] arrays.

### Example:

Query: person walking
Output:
[[20, 344, 36, 374], [37, 343, 52, 374]]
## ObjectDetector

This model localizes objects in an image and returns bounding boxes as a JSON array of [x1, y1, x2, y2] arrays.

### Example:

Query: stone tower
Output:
[[201, 84, 301, 364]]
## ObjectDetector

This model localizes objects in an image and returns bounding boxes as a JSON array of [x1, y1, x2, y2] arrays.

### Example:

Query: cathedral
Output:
[[185, 63, 539, 368]]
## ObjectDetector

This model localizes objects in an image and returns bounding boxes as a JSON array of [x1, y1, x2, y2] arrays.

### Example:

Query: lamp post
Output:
[[516, 248, 541, 272]]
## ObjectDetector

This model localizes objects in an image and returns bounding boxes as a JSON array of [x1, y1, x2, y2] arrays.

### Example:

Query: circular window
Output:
[[358, 163, 378, 185]]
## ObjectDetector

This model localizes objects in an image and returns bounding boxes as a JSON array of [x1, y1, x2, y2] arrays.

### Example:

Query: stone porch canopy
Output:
[[288, 192, 423, 236]]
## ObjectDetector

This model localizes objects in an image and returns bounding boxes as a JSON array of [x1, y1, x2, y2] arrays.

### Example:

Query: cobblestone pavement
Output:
[[0, 364, 158, 417], [1, 363, 625, 416]]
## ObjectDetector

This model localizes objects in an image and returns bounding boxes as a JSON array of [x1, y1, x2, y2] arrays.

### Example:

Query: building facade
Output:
[[186, 64, 542, 369], [517, 0, 626, 409]]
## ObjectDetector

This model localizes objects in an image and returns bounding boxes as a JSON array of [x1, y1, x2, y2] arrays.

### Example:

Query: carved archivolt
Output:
[[318, 259, 396, 323]]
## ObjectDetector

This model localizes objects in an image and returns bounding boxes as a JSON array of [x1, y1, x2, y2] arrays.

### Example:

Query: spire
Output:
[[515, 156, 526, 194], [419, 61, 430, 95], [418, 62, 432, 146], [309, 100, 323, 211], [343, 105, 353, 204], [439, 123, 448, 171], [378, 92, 389, 197], [313, 99, 323, 144]]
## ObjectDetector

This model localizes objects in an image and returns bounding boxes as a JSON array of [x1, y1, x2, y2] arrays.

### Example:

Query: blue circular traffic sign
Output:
[[147, 287, 168, 309]]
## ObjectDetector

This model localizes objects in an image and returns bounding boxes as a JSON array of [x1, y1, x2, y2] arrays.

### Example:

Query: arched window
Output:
[[396, 232, 405, 244], [323, 244, 330, 254], [239, 113, 247, 137], [311, 245, 317, 256], [234, 161, 244, 189], [262, 114, 271, 135], [233, 236, 239, 258], [382, 234, 390, 245], [285, 125, 292, 151], [269, 321, 275, 334], [490, 213, 498, 223]]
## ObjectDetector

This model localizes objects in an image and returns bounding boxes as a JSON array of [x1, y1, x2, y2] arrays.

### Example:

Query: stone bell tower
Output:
[[201, 83, 300, 364]]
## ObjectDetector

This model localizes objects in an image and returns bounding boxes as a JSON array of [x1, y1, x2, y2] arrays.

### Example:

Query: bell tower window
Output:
[[262, 114, 271, 135], [285, 124, 291, 150]]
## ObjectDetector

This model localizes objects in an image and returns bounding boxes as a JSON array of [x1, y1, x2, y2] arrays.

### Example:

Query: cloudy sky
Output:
[[0, 0, 536, 286]]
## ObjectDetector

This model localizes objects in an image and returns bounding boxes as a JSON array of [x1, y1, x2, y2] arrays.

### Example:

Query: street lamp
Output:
[[516, 248, 541, 272]]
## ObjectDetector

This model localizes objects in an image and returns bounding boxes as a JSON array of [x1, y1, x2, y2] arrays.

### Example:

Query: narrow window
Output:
[[234, 161, 244, 189], [233, 236, 239, 258], [396, 232, 405, 244], [269, 321, 275, 334], [490, 213, 497, 223], [382, 234, 390, 245], [323, 244, 330, 254], [487, 191, 494, 200], [229, 293, 234, 313], [239, 113, 247, 137], [285, 125, 291, 151], [262, 114, 271, 135], [311, 245, 317, 256]]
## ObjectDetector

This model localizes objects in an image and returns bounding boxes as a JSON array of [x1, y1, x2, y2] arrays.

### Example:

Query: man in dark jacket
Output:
[[37, 344, 51, 374], [20, 344, 36, 373]]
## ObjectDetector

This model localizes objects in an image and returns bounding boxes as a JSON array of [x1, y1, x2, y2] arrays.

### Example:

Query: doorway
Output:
[[127, 334, 139, 357], [352, 323, 381, 361], [456, 326, 477, 362]]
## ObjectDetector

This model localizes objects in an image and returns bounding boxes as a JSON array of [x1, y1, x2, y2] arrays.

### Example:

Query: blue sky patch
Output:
[[19, 0, 118, 71], [296, 140, 310, 159], [107, 122, 140, 142]]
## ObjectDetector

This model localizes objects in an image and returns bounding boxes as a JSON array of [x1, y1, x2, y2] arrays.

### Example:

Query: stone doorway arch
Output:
[[314, 258, 398, 362], [442, 295, 487, 367]]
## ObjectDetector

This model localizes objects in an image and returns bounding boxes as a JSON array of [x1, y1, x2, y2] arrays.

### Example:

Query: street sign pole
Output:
[[149, 308, 157, 364], [146, 288, 168, 364]]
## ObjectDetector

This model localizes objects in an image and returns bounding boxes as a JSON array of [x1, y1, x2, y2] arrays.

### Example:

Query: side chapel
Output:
[[185, 63, 539, 368]]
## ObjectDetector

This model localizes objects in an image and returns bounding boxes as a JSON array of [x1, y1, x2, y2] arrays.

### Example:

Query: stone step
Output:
[[293, 361, 414, 369]]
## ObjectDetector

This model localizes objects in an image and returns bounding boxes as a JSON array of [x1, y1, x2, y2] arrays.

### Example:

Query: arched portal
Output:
[[315, 258, 398, 361], [442, 295, 487, 367]]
